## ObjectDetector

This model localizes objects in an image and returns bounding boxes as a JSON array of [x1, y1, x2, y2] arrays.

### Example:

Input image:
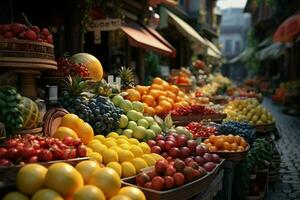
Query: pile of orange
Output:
[[203, 134, 248, 152], [124, 77, 190, 116]]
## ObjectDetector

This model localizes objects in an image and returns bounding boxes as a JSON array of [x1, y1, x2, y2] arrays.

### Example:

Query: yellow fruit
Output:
[[138, 142, 151, 154], [151, 153, 164, 161], [94, 135, 106, 142], [141, 154, 156, 166], [110, 195, 131, 200], [106, 162, 122, 177], [90, 143, 107, 154], [107, 132, 120, 139], [86, 147, 93, 154], [73, 185, 106, 200], [116, 139, 129, 145], [129, 145, 143, 157], [31, 189, 63, 200], [121, 162, 136, 177], [128, 138, 139, 145], [104, 140, 117, 148], [76, 122, 94, 144], [45, 163, 83, 197], [87, 139, 102, 147], [88, 152, 103, 164], [102, 149, 119, 164], [16, 163, 48, 195], [110, 146, 122, 152], [89, 168, 121, 198], [60, 113, 83, 132], [2, 192, 29, 200], [105, 137, 116, 142], [118, 150, 135, 163], [117, 135, 128, 140], [118, 186, 146, 200], [131, 158, 148, 172], [75, 160, 100, 184], [119, 144, 131, 150], [53, 126, 78, 139]]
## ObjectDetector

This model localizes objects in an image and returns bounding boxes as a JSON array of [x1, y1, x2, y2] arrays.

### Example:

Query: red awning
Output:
[[121, 21, 176, 57], [274, 13, 300, 43]]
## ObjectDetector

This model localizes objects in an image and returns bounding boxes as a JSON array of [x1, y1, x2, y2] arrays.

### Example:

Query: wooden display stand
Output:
[[172, 113, 227, 126]]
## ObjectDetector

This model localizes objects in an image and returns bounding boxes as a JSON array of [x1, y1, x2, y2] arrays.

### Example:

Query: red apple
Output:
[[194, 156, 206, 166], [10, 23, 23, 34], [195, 145, 206, 156], [136, 173, 150, 186], [165, 165, 176, 176], [180, 147, 191, 158], [0, 24, 10, 33], [152, 176, 165, 190], [164, 176, 175, 189], [203, 162, 216, 172], [144, 181, 152, 189], [198, 166, 207, 176], [183, 166, 194, 182], [211, 154, 221, 163], [166, 135, 176, 142], [47, 34, 53, 44], [169, 147, 180, 158], [42, 28, 50, 36], [203, 153, 213, 162], [25, 30, 37, 40], [147, 171, 158, 180], [173, 159, 185, 172], [155, 159, 168, 174], [173, 173, 185, 186], [176, 135, 187, 147], [151, 146, 162, 154], [147, 140, 156, 147], [192, 169, 201, 179], [157, 140, 166, 151], [4, 31, 14, 39], [165, 140, 176, 151], [187, 140, 197, 152], [188, 161, 199, 170], [184, 157, 194, 165], [29, 25, 40, 33], [161, 152, 168, 158], [166, 156, 173, 163], [155, 134, 165, 141]]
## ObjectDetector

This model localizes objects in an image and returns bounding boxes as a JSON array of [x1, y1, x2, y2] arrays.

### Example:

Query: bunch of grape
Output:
[[216, 121, 255, 145], [63, 96, 124, 135], [51, 57, 89, 77]]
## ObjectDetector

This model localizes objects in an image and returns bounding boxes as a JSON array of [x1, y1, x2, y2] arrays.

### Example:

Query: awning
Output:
[[204, 38, 222, 56], [121, 21, 176, 57], [229, 48, 254, 63], [274, 12, 300, 43], [256, 43, 286, 60], [166, 9, 207, 47], [207, 47, 221, 59]]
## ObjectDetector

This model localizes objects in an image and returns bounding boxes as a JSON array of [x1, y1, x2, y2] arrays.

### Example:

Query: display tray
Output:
[[253, 123, 276, 133], [173, 113, 227, 126], [121, 159, 224, 200], [211, 145, 250, 161]]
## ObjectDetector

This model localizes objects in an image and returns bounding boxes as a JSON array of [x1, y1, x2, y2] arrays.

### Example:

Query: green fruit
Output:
[[119, 100, 133, 113], [115, 128, 123, 134], [150, 124, 162, 135], [119, 114, 129, 129], [123, 129, 133, 138], [137, 119, 149, 129], [112, 95, 123, 106], [145, 129, 156, 140], [132, 101, 144, 113], [127, 110, 143, 122], [143, 116, 154, 126], [133, 126, 146, 140], [127, 121, 137, 130]]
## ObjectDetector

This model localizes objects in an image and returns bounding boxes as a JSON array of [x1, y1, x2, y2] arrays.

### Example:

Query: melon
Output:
[[19, 97, 39, 129]]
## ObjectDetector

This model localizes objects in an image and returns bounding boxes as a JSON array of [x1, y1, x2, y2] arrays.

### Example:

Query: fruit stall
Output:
[[0, 23, 281, 200]]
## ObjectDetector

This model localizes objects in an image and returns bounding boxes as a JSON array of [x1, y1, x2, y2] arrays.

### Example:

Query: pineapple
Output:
[[94, 79, 113, 97], [118, 66, 135, 90]]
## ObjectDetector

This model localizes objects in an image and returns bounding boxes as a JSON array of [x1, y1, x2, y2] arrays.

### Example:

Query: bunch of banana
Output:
[[0, 87, 24, 135]]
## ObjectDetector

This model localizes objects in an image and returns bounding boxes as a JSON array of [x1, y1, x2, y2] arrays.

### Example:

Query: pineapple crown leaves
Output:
[[63, 75, 88, 97], [94, 79, 113, 97], [118, 66, 135, 89]]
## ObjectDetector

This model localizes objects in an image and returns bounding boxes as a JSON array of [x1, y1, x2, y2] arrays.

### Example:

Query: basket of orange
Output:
[[202, 134, 250, 161]]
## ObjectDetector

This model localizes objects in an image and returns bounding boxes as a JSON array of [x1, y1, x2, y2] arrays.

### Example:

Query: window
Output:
[[235, 41, 241, 53], [225, 40, 232, 53]]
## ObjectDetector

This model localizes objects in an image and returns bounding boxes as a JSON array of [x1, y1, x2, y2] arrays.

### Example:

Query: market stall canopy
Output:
[[273, 12, 300, 43], [229, 48, 254, 63], [256, 43, 286, 60], [204, 38, 222, 59], [121, 21, 176, 57]]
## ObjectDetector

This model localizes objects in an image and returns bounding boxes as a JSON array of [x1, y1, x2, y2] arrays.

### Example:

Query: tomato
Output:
[[39, 149, 53, 162], [6, 148, 19, 161], [77, 145, 86, 157], [0, 147, 7, 158], [22, 147, 36, 159], [51, 145, 64, 160], [5, 139, 17, 148], [26, 156, 38, 163], [63, 136, 75, 146], [73, 138, 82, 147], [0, 158, 13, 166]]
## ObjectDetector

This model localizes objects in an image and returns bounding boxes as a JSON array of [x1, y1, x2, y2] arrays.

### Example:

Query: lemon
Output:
[[138, 142, 151, 154], [104, 137, 116, 142], [90, 143, 108, 154], [86, 147, 93, 154], [110, 146, 122, 152], [121, 162, 136, 177], [117, 135, 128, 140], [104, 140, 118, 148], [102, 149, 119, 164], [119, 144, 131, 150], [128, 138, 139, 145], [87, 139, 102, 148], [116, 139, 129, 145], [118, 150, 135, 163], [106, 162, 122, 177], [151, 153, 164, 161], [94, 135, 106, 143], [88, 152, 103, 164], [141, 154, 156, 166], [107, 132, 120, 139], [129, 145, 143, 157], [2, 192, 29, 200], [130, 158, 148, 172]]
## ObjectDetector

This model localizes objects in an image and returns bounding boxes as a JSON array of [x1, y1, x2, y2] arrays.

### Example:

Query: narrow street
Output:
[[263, 98, 300, 200]]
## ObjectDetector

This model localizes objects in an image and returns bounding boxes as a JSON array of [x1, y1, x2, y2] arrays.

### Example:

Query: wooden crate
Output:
[[121, 159, 224, 200], [173, 113, 227, 126], [211, 145, 250, 161], [254, 123, 276, 133]]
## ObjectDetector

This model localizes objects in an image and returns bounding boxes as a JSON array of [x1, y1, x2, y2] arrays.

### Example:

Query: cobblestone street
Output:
[[263, 98, 300, 200]]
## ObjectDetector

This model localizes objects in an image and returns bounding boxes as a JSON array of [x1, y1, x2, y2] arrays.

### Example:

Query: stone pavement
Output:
[[263, 98, 300, 200]]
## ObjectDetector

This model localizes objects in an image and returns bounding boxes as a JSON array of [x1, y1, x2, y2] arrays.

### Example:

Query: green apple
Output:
[[132, 101, 144, 113], [115, 128, 123, 134], [133, 126, 146, 140], [127, 110, 143, 122], [112, 95, 124, 106], [145, 129, 156, 140], [143, 116, 154, 126], [137, 119, 149, 129], [120, 99, 133, 113], [119, 114, 129, 129], [123, 129, 133, 138], [150, 124, 162, 135], [127, 121, 137, 130]]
